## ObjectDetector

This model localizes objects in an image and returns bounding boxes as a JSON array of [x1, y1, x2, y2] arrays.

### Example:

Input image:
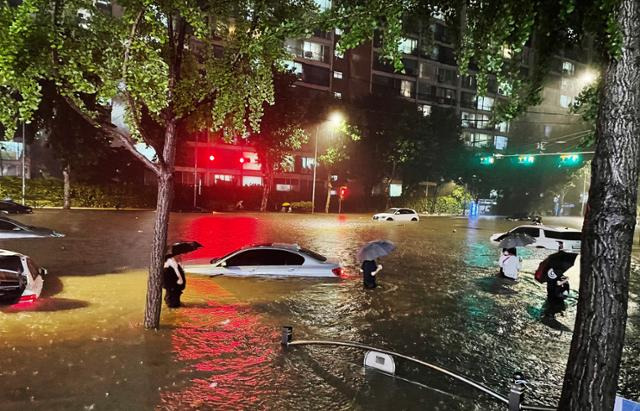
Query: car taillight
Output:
[[17, 294, 37, 304], [332, 267, 344, 277]]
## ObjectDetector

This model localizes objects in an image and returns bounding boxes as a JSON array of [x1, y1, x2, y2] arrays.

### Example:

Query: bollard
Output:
[[508, 372, 527, 411], [281, 326, 293, 345]]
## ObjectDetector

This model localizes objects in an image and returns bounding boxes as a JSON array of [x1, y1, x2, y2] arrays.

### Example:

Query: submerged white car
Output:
[[0, 249, 46, 304], [184, 243, 343, 278], [373, 208, 420, 222], [490, 224, 582, 251]]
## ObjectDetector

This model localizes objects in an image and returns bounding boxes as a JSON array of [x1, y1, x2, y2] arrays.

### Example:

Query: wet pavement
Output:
[[0, 210, 638, 410]]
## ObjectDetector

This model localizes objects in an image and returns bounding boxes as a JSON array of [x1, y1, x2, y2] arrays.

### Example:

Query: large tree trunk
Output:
[[559, 0, 640, 409], [324, 173, 332, 213], [260, 153, 272, 212], [62, 162, 71, 210], [143, 120, 178, 329]]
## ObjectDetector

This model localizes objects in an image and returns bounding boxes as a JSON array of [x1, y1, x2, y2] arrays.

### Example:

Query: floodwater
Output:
[[0, 210, 638, 410]]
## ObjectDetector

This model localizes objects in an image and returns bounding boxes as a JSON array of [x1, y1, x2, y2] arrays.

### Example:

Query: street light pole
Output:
[[311, 124, 320, 214], [193, 138, 198, 209], [21, 122, 26, 205]]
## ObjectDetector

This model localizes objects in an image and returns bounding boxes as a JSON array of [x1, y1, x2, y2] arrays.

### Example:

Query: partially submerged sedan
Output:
[[373, 208, 420, 222], [490, 224, 582, 251], [184, 243, 343, 278], [0, 199, 33, 215], [0, 249, 46, 304], [0, 216, 65, 239]]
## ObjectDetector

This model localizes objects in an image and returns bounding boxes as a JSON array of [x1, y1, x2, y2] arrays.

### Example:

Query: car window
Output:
[[0, 256, 23, 273], [225, 249, 304, 266], [512, 227, 540, 237], [384, 208, 399, 214], [544, 230, 582, 241], [0, 221, 18, 231], [299, 248, 327, 262], [400, 209, 415, 214]]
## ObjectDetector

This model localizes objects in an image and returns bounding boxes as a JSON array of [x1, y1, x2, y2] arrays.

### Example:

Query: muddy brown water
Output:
[[0, 210, 638, 410]]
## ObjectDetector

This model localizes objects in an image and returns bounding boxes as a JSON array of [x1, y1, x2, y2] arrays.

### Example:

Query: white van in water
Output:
[[490, 225, 582, 251]]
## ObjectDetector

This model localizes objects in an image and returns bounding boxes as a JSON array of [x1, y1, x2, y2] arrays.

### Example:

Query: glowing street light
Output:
[[578, 69, 598, 87]]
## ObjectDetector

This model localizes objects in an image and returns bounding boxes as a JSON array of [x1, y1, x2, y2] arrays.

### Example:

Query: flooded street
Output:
[[1, 210, 639, 410]]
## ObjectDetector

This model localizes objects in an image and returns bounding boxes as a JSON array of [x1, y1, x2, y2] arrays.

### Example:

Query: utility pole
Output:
[[193, 138, 198, 208], [21, 122, 26, 205], [311, 124, 320, 214]]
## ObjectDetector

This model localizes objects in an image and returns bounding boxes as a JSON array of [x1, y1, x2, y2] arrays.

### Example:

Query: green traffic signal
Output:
[[559, 154, 581, 166], [480, 156, 495, 165], [517, 155, 535, 165]]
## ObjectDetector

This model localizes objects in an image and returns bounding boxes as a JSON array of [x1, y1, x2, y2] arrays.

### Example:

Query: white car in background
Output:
[[183, 243, 343, 278], [0, 249, 46, 305], [490, 224, 582, 251], [372, 208, 420, 222]]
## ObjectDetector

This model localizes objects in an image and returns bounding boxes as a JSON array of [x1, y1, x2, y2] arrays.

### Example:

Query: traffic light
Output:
[[208, 154, 215, 161], [559, 154, 581, 166], [339, 186, 348, 199], [517, 155, 535, 165], [480, 156, 495, 165]]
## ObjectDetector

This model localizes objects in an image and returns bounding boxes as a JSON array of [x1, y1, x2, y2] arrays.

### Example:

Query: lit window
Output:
[[496, 121, 509, 133], [333, 92, 342, 99], [476, 96, 494, 111], [314, 0, 331, 11], [303, 41, 323, 61], [544, 125, 552, 137], [560, 95, 573, 108], [418, 104, 431, 117], [301, 157, 315, 169], [333, 71, 343, 79], [389, 183, 402, 197], [242, 176, 263, 186], [214, 174, 233, 184], [494, 136, 508, 150], [284, 60, 303, 77], [562, 61, 575, 76], [276, 184, 293, 192], [463, 132, 492, 148], [461, 111, 475, 128], [400, 80, 414, 98], [398, 37, 418, 55]]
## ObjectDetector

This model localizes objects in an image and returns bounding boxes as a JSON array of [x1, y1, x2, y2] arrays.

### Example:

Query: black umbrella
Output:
[[498, 233, 536, 249], [545, 251, 578, 275], [357, 240, 396, 262], [168, 241, 203, 257]]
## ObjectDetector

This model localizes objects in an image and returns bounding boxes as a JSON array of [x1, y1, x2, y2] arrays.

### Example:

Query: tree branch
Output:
[[61, 95, 161, 176]]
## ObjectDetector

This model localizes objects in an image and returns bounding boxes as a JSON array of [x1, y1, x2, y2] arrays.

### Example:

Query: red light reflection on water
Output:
[[159, 281, 278, 409], [181, 216, 260, 261]]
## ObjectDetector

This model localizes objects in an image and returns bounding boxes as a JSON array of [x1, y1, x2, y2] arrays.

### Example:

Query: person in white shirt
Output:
[[499, 248, 522, 280]]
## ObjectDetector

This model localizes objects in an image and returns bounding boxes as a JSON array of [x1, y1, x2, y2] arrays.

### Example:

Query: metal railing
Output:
[[281, 326, 555, 411]]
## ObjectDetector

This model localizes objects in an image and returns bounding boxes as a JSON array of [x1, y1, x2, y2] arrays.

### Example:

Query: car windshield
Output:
[[384, 208, 399, 213], [299, 247, 327, 262]]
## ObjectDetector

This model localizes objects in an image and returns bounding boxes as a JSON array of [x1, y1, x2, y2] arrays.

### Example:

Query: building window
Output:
[[398, 37, 418, 55], [400, 80, 415, 98], [301, 157, 315, 170], [463, 132, 492, 148], [242, 176, 263, 186], [314, 0, 331, 11], [418, 104, 431, 117], [333, 71, 343, 79], [389, 183, 403, 197], [562, 61, 575, 76], [494, 136, 508, 150], [333, 91, 342, 99], [303, 41, 323, 61], [419, 62, 435, 80], [476, 96, 494, 111], [496, 121, 509, 133], [544, 125, 553, 137], [437, 67, 457, 85], [214, 174, 233, 184], [560, 95, 573, 108], [284, 60, 303, 77]]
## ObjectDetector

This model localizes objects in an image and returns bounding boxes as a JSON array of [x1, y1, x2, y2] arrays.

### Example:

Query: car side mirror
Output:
[[38, 268, 47, 276], [394, 211, 400, 215], [219, 261, 227, 267]]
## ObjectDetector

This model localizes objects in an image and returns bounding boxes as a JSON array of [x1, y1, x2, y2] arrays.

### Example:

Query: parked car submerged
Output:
[[184, 243, 343, 278], [373, 208, 420, 222], [0, 199, 33, 215], [0, 216, 65, 239], [0, 249, 46, 304], [490, 224, 582, 251]]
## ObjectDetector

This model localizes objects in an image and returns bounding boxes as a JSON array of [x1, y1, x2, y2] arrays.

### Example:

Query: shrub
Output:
[[290, 201, 313, 212]]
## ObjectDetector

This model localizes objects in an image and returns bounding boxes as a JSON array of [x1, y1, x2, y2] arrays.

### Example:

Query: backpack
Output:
[[534, 259, 549, 283]]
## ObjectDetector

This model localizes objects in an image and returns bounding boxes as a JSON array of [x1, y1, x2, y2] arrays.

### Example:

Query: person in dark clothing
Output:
[[543, 267, 570, 318], [163, 254, 186, 308], [361, 259, 382, 289]]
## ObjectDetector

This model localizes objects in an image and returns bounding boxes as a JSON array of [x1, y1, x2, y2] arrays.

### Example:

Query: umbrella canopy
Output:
[[168, 241, 203, 257], [498, 233, 535, 248], [357, 240, 396, 262], [545, 251, 578, 275]]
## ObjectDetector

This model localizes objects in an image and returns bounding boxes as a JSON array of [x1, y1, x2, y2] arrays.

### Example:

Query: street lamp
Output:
[[311, 111, 343, 214]]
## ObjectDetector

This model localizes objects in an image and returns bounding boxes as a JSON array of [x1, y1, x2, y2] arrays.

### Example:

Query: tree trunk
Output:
[[260, 153, 272, 212], [324, 173, 332, 213], [143, 120, 178, 329], [559, 0, 640, 409], [62, 162, 71, 210]]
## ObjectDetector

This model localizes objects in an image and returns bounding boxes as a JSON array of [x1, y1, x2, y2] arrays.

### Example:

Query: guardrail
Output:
[[281, 326, 555, 411]]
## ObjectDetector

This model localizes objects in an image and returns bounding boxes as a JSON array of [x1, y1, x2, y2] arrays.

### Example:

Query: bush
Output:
[[401, 184, 472, 215], [290, 201, 313, 213], [0, 177, 156, 208]]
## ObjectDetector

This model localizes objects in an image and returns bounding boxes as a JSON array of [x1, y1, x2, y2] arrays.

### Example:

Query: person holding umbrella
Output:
[[357, 240, 395, 289], [496, 233, 534, 280], [163, 241, 202, 308], [541, 251, 577, 318]]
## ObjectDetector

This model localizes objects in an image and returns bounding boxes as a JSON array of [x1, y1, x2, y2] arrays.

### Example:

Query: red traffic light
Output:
[[339, 186, 348, 198]]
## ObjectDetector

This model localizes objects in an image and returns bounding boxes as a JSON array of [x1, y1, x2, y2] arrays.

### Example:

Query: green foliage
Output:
[[571, 81, 600, 146], [402, 185, 472, 215], [290, 201, 313, 212], [0, 177, 156, 208]]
